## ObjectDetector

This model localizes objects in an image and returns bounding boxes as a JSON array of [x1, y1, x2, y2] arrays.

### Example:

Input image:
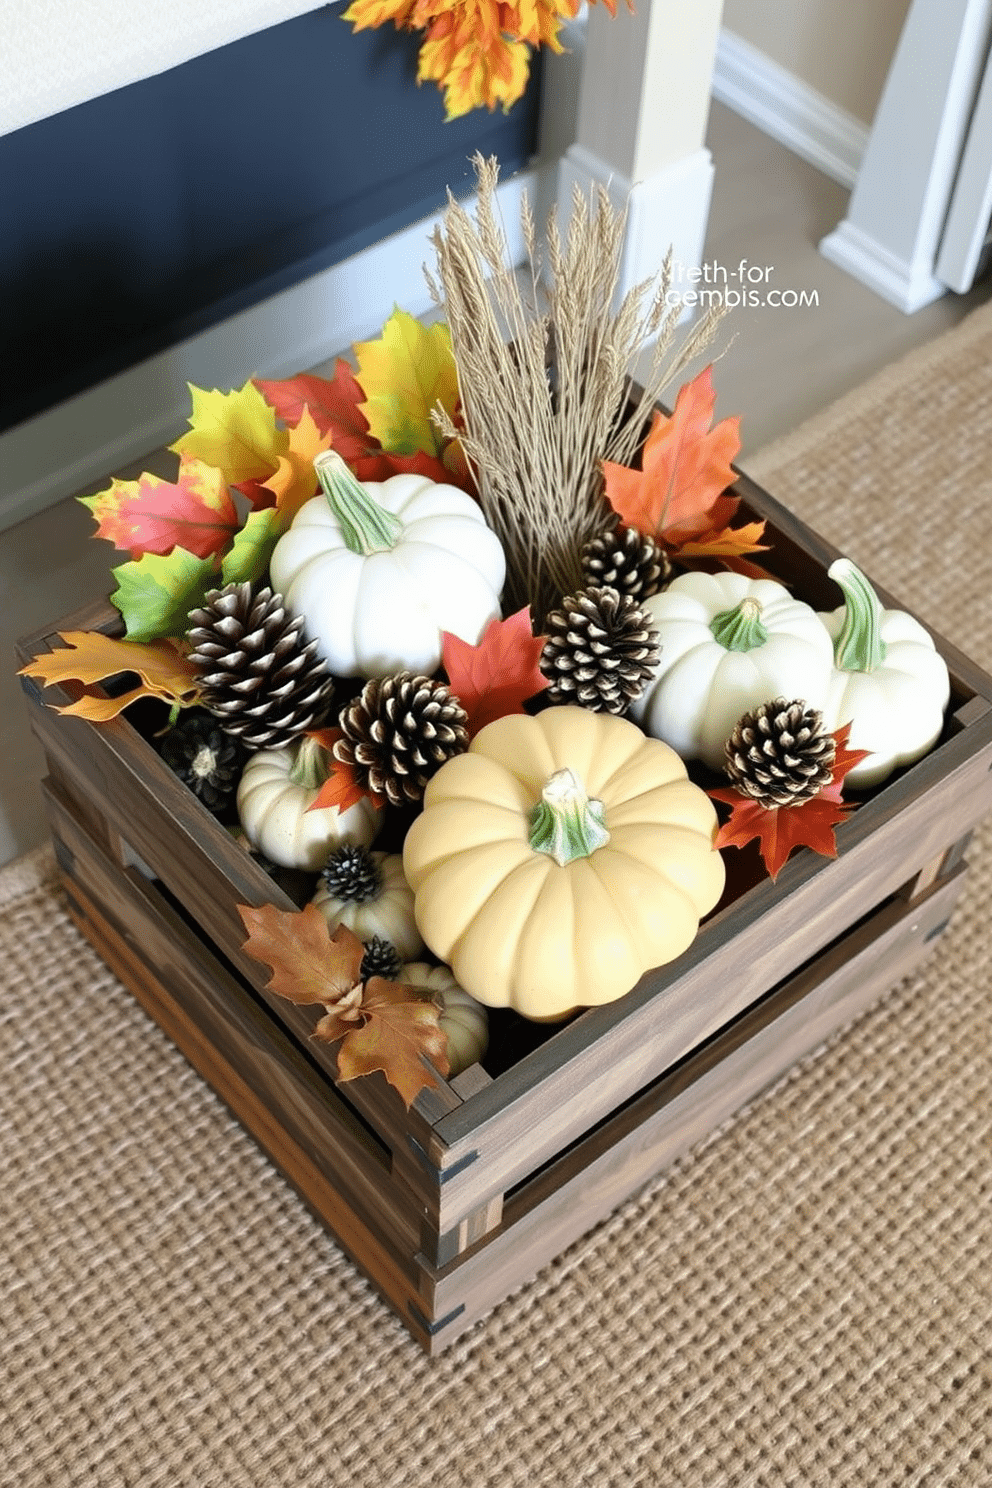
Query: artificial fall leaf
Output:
[[254, 361, 473, 492], [442, 609, 548, 736], [238, 903, 366, 1008], [353, 309, 459, 456], [602, 367, 763, 560], [220, 507, 284, 587], [171, 380, 288, 488], [327, 977, 450, 1108], [709, 724, 871, 881], [304, 729, 387, 815], [237, 906, 446, 1107], [109, 547, 220, 643], [260, 407, 335, 522], [79, 458, 239, 561], [19, 631, 202, 721]]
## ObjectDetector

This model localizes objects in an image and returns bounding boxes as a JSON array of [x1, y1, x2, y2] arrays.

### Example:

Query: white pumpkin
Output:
[[268, 449, 505, 678], [237, 735, 380, 870], [630, 570, 835, 771], [311, 848, 425, 960], [818, 558, 950, 789], [399, 961, 489, 1077]]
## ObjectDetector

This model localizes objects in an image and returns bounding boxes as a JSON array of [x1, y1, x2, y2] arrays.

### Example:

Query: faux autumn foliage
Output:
[[710, 722, 870, 881], [238, 906, 449, 1107], [602, 366, 767, 563]]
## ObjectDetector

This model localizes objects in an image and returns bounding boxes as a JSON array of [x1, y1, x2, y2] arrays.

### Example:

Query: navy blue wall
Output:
[[0, 7, 542, 431]]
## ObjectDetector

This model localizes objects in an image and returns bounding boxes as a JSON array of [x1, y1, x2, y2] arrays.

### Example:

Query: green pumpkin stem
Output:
[[528, 768, 610, 866], [829, 557, 888, 672], [288, 734, 331, 790], [710, 596, 769, 652], [314, 449, 403, 556]]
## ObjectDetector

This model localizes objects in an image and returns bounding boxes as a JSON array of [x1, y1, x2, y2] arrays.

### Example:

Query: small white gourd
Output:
[[311, 847, 425, 960], [630, 570, 835, 770], [818, 558, 950, 788], [268, 450, 506, 678], [237, 734, 379, 870], [398, 962, 489, 1077]]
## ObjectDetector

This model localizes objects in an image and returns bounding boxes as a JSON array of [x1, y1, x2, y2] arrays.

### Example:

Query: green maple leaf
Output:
[[221, 507, 285, 587], [353, 308, 458, 457], [110, 548, 220, 642]]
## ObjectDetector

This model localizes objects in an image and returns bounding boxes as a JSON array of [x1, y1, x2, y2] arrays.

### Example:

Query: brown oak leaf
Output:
[[237, 903, 365, 1007]]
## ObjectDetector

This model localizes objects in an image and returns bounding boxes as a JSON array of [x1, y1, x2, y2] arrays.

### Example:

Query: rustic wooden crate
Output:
[[17, 466, 992, 1354]]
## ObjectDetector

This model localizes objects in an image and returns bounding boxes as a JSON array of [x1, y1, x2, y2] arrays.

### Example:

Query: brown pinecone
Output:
[[186, 582, 335, 751], [580, 517, 670, 603], [724, 698, 836, 808], [540, 585, 661, 714], [334, 673, 469, 808]]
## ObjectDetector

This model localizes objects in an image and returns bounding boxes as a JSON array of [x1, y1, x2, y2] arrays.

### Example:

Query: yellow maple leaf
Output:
[[261, 407, 335, 523], [19, 631, 202, 721], [353, 309, 459, 456], [170, 379, 288, 486]]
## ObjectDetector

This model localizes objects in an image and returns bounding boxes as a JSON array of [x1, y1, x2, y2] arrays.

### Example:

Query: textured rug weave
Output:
[[4, 303, 992, 1487]]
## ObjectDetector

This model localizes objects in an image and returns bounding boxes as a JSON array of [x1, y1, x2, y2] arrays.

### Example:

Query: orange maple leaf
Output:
[[709, 724, 871, 880], [19, 630, 203, 721], [602, 367, 762, 560], [441, 609, 548, 737], [256, 361, 374, 468], [304, 728, 387, 814], [80, 458, 239, 561], [260, 408, 335, 523]]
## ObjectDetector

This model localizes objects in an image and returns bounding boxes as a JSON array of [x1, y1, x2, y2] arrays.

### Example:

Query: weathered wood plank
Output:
[[419, 869, 966, 1347]]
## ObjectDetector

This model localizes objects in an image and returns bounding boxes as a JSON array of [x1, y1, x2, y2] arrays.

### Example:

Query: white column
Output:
[[819, 0, 992, 312], [557, 0, 725, 292]]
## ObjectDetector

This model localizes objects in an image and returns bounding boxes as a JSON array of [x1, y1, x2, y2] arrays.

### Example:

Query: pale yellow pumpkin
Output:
[[402, 707, 725, 1020], [398, 962, 489, 1076]]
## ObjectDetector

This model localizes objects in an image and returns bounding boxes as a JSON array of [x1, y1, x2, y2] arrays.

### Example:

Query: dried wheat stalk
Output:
[[427, 154, 725, 624]]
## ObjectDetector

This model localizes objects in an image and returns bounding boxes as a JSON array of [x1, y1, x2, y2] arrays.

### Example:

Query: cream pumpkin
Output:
[[268, 449, 505, 678], [398, 962, 489, 1076], [402, 707, 725, 1021], [237, 735, 380, 871], [311, 848, 424, 961]]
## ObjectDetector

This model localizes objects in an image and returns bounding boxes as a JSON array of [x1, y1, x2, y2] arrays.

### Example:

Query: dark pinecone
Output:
[[159, 711, 246, 812], [540, 585, 661, 714], [321, 844, 383, 903], [724, 698, 836, 808], [334, 673, 469, 808], [580, 518, 670, 603], [360, 936, 402, 982], [186, 582, 335, 751]]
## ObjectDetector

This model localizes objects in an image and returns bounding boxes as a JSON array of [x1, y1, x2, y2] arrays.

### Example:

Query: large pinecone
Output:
[[186, 583, 335, 751], [724, 698, 836, 808], [334, 673, 469, 807], [540, 585, 661, 714], [580, 517, 670, 603]]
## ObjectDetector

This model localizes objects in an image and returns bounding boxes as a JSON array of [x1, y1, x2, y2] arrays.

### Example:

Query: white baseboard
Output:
[[712, 28, 869, 189], [818, 219, 947, 313], [557, 143, 715, 293], [0, 168, 538, 534]]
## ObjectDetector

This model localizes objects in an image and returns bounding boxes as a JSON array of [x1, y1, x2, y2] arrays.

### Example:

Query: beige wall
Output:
[[722, 0, 913, 123]]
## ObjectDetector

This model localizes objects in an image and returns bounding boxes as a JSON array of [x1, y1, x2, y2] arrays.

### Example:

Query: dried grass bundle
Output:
[[427, 154, 724, 624]]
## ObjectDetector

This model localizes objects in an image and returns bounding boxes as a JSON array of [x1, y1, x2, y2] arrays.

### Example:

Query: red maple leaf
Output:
[[709, 723, 871, 881], [602, 366, 763, 561], [442, 609, 549, 736], [81, 457, 239, 560], [303, 728, 386, 814]]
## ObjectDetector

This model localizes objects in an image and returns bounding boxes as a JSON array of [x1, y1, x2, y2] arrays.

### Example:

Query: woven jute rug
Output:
[[4, 302, 992, 1487]]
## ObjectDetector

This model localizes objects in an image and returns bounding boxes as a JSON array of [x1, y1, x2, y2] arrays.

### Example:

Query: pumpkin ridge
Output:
[[585, 846, 700, 965]]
